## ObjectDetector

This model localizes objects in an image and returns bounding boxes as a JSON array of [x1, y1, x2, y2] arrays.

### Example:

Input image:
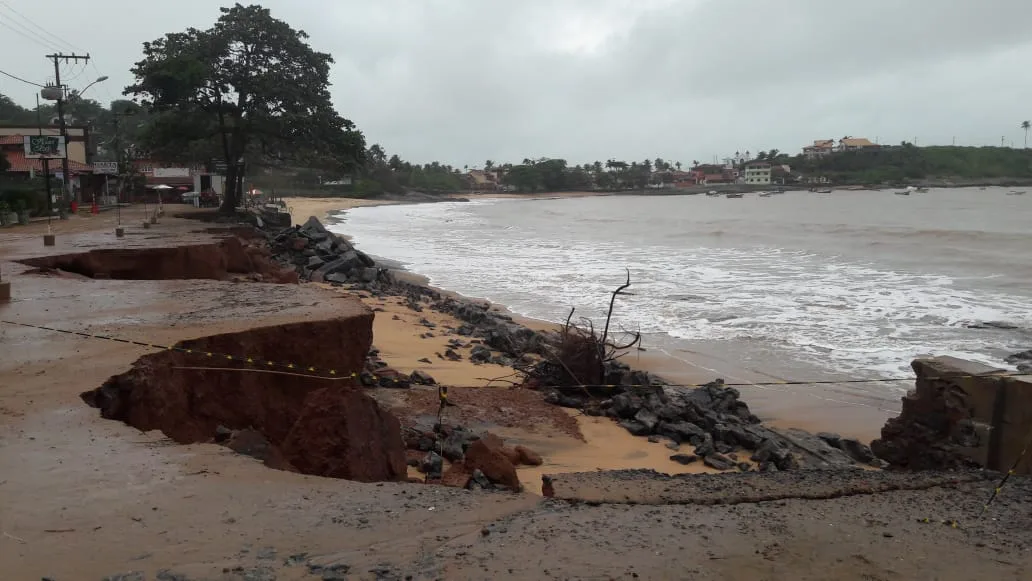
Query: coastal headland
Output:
[[1, 200, 1030, 580]]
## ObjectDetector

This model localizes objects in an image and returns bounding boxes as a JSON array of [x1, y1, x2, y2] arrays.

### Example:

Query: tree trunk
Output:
[[220, 163, 238, 213]]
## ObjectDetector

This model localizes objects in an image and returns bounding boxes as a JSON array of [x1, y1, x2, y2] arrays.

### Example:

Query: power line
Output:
[[0, 68, 44, 87], [0, 1, 79, 52], [0, 12, 64, 52]]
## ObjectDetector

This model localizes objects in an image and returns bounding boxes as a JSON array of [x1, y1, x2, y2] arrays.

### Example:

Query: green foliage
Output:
[[791, 145, 1032, 184], [126, 3, 366, 211]]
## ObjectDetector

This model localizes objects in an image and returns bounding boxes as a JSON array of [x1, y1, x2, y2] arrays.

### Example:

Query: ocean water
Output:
[[330, 188, 1032, 397]]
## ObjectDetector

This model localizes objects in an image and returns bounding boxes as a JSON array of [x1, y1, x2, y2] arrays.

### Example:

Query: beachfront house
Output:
[[803, 139, 835, 159], [743, 161, 772, 185], [837, 137, 879, 152]]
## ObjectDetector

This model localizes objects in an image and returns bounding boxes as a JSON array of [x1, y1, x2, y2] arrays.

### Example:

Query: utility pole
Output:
[[46, 52, 91, 214]]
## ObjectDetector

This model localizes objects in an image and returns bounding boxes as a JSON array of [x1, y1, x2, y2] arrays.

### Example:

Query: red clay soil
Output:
[[281, 387, 407, 482], [81, 315, 408, 483], [19, 236, 297, 283], [393, 386, 584, 441]]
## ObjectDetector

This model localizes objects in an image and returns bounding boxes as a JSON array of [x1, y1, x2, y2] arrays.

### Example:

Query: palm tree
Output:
[[675, 161, 682, 171], [1022, 121, 1031, 148], [485, 160, 494, 170], [768, 148, 780, 161]]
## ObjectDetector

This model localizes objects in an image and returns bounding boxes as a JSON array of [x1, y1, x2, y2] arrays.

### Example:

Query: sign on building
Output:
[[93, 161, 118, 175], [23, 135, 66, 159], [152, 167, 191, 178]]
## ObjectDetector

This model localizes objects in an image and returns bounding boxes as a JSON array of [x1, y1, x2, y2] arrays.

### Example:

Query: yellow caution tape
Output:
[[2, 319, 1029, 390]]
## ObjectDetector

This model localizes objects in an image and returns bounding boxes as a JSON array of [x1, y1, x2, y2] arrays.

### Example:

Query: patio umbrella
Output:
[[150, 184, 174, 190]]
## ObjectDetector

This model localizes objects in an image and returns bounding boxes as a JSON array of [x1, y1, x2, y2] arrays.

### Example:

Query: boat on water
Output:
[[895, 191, 911, 196], [758, 191, 772, 197], [915, 187, 930, 193], [725, 192, 744, 199], [1007, 190, 1026, 195], [815, 188, 832, 194], [706, 191, 720, 197]]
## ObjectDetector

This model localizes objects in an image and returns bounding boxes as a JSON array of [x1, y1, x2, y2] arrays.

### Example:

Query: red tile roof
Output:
[[4, 149, 92, 174]]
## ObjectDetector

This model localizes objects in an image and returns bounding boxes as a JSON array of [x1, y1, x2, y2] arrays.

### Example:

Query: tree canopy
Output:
[[125, 3, 366, 211]]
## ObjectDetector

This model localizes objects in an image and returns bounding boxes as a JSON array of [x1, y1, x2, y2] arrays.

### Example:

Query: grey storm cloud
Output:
[[2, 0, 1031, 166]]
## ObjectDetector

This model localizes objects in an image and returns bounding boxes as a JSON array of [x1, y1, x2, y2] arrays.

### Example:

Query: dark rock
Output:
[[419, 318, 437, 328], [759, 461, 779, 473], [665, 441, 680, 451], [301, 216, 330, 234], [468, 469, 493, 490], [839, 437, 876, 463], [737, 462, 752, 472], [1006, 349, 1032, 364], [456, 324, 476, 336], [656, 421, 707, 444], [470, 345, 492, 363], [325, 272, 350, 284], [416, 436, 434, 452], [713, 423, 736, 445], [703, 453, 735, 470], [633, 409, 659, 433], [751, 439, 797, 470], [728, 425, 765, 449], [103, 574, 145, 581], [410, 370, 436, 386], [647, 435, 663, 444], [619, 419, 652, 437], [421, 452, 443, 478], [694, 433, 716, 457], [307, 256, 326, 268], [714, 441, 734, 455], [444, 349, 462, 361], [816, 432, 843, 448], [307, 563, 351, 581], [669, 454, 698, 465], [156, 571, 190, 581], [441, 437, 465, 463], [214, 425, 232, 443], [608, 393, 642, 419]]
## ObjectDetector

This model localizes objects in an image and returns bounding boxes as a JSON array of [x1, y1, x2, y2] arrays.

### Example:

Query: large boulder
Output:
[[279, 387, 408, 482], [464, 439, 520, 491]]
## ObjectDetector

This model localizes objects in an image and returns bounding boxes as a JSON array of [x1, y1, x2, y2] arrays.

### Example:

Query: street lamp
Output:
[[77, 76, 109, 98]]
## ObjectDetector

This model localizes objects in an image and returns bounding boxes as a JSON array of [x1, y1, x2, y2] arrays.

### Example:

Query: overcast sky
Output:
[[2, 0, 1032, 167]]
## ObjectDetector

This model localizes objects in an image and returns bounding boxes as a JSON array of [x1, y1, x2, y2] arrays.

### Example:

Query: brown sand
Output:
[[282, 196, 398, 226]]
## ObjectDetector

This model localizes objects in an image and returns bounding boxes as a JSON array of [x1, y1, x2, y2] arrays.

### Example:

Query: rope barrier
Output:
[[2, 318, 1028, 391]]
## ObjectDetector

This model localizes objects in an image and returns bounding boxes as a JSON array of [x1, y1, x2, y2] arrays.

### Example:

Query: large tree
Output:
[[125, 3, 365, 211]]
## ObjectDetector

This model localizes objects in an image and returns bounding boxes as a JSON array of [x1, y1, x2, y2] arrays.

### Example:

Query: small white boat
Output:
[[895, 191, 910, 196], [706, 190, 719, 196], [815, 188, 832, 194], [758, 191, 772, 197], [1007, 190, 1026, 195], [915, 187, 929, 193], [725, 192, 744, 199]]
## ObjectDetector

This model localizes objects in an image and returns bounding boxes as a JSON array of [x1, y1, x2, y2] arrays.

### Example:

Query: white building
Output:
[[743, 161, 772, 185]]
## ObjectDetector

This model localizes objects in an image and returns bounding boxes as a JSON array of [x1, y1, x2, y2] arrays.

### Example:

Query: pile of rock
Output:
[[403, 425, 541, 492], [1007, 349, 1032, 373], [267, 216, 383, 285], [594, 380, 879, 472]]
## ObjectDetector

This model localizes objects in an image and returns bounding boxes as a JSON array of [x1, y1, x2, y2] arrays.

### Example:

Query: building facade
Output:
[[743, 161, 772, 185], [803, 139, 835, 159]]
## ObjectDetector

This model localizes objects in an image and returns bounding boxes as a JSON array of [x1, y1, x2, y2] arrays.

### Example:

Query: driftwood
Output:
[[523, 270, 641, 391]]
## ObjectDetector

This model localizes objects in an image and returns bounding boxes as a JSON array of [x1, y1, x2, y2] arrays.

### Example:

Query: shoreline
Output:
[[283, 195, 895, 442]]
